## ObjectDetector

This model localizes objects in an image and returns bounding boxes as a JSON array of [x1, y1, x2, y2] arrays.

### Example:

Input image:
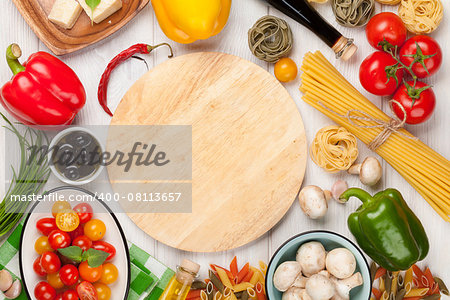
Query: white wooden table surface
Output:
[[1, 0, 449, 293]]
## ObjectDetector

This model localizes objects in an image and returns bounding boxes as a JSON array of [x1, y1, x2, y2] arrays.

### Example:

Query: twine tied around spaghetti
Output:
[[318, 100, 419, 151]]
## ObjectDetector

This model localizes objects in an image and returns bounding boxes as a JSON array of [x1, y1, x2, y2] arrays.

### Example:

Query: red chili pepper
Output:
[[98, 43, 173, 116], [0, 44, 86, 126]]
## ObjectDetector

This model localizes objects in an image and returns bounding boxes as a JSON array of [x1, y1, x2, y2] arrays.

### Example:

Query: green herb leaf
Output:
[[85, 0, 100, 24], [58, 246, 83, 262], [85, 248, 109, 268]]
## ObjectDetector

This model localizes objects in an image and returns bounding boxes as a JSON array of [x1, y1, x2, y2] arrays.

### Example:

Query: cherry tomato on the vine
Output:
[[52, 201, 71, 218], [62, 289, 79, 300], [73, 203, 93, 224], [94, 283, 111, 300], [59, 264, 80, 286], [40, 251, 61, 274], [360, 51, 404, 96], [366, 12, 407, 50], [99, 263, 118, 285], [84, 219, 106, 241], [35, 236, 53, 255], [79, 261, 103, 283], [56, 210, 80, 232], [34, 256, 47, 276], [34, 281, 57, 300], [36, 218, 58, 236], [274, 58, 298, 83], [77, 281, 98, 300], [48, 230, 71, 250], [91, 241, 115, 261], [392, 81, 436, 124], [399, 35, 442, 79], [72, 235, 92, 252]]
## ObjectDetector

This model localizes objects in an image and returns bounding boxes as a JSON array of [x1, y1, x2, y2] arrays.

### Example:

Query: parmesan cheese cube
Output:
[[78, 0, 123, 24], [48, 0, 83, 30]]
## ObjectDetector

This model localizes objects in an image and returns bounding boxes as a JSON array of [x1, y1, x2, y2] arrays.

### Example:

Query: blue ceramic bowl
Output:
[[265, 231, 371, 300]]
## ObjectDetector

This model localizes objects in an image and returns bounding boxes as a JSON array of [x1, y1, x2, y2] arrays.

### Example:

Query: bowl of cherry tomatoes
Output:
[[19, 186, 130, 300]]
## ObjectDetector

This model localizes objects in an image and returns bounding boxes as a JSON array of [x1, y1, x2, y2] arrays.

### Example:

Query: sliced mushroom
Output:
[[348, 157, 382, 186], [326, 248, 356, 279], [296, 242, 326, 277], [273, 261, 303, 292]]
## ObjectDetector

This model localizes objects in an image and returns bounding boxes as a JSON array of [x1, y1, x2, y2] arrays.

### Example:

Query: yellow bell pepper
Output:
[[151, 0, 231, 44]]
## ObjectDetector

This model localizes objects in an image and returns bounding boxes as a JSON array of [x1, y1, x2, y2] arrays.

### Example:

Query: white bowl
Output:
[[48, 127, 105, 186], [19, 187, 130, 299]]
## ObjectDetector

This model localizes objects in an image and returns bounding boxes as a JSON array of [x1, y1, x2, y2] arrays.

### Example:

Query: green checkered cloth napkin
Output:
[[0, 222, 174, 300]]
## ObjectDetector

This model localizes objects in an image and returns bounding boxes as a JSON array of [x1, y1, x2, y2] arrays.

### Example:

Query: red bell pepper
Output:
[[0, 44, 86, 126]]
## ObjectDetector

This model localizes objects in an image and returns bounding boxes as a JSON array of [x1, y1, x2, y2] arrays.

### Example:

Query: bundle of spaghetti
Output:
[[299, 51, 450, 222]]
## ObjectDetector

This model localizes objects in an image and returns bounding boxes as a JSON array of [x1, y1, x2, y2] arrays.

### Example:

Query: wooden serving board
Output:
[[107, 52, 307, 252], [12, 0, 149, 55]]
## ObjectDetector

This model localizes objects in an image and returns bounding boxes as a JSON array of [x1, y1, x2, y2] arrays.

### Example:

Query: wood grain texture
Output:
[[107, 52, 307, 252], [11, 0, 149, 55], [0, 0, 449, 288]]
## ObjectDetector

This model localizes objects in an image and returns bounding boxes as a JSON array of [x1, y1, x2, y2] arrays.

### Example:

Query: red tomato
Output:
[[72, 236, 92, 252], [40, 252, 61, 274], [399, 35, 442, 79], [69, 225, 85, 241], [360, 51, 404, 96], [34, 281, 57, 300], [33, 256, 47, 276], [56, 294, 64, 300], [36, 218, 58, 236], [77, 281, 98, 300], [366, 12, 407, 50], [74, 203, 93, 224], [392, 81, 436, 124], [79, 261, 103, 283], [60, 264, 80, 286], [48, 230, 71, 250], [91, 241, 116, 261], [62, 290, 80, 300]]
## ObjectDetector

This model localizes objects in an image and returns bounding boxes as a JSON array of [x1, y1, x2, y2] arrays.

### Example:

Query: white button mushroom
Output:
[[305, 274, 335, 300], [298, 186, 331, 219], [325, 248, 356, 279], [348, 157, 382, 186], [292, 275, 309, 288], [282, 287, 304, 300], [299, 289, 313, 300], [296, 242, 326, 277], [273, 261, 303, 292], [330, 273, 363, 300]]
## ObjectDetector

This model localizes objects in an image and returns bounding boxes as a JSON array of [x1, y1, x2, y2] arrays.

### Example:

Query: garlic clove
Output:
[[0, 270, 13, 292], [4, 279, 21, 299], [330, 180, 348, 203]]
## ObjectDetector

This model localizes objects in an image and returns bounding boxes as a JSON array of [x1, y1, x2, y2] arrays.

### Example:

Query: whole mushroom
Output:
[[298, 186, 331, 219], [305, 274, 335, 300], [282, 287, 304, 300], [273, 261, 303, 292], [348, 157, 382, 186], [325, 248, 356, 279], [296, 242, 326, 277], [330, 273, 363, 300]]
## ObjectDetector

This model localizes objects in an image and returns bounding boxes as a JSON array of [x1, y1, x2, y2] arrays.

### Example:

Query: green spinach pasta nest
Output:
[[332, 0, 375, 27]]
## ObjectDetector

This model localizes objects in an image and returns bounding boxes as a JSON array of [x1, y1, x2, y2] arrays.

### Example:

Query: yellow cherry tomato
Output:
[[47, 272, 65, 289], [99, 263, 118, 285], [84, 219, 106, 241], [56, 209, 80, 232], [94, 283, 111, 300], [274, 57, 298, 82], [52, 200, 71, 217], [34, 236, 53, 255]]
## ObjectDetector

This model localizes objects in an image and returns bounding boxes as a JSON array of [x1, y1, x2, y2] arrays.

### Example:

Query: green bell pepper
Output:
[[340, 188, 429, 271]]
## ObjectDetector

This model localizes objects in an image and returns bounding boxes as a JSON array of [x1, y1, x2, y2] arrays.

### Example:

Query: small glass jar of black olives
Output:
[[48, 127, 104, 185]]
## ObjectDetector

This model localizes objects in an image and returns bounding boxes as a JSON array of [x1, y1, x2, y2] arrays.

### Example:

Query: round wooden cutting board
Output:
[[107, 52, 307, 252]]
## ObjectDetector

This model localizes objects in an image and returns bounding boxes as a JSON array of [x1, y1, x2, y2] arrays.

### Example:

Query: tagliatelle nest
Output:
[[398, 0, 443, 34], [310, 126, 359, 173]]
